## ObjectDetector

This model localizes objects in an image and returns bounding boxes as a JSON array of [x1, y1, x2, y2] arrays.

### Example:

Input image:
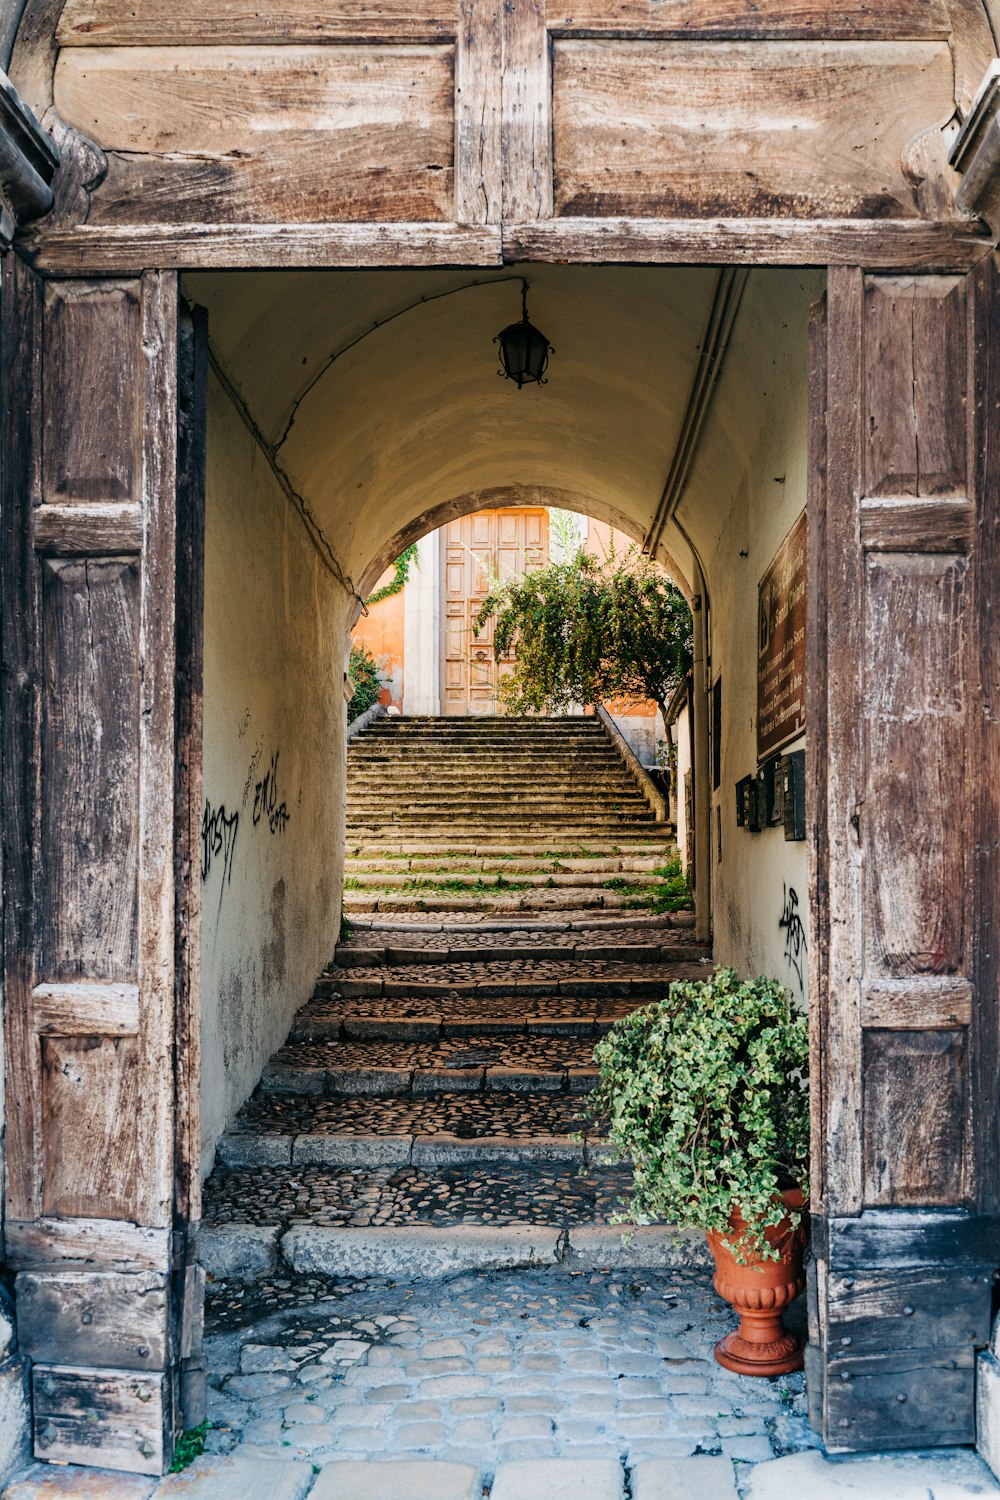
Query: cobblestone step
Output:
[[345, 855, 668, 875], [346, 846, 680, 858], [331, 937, 702, 965], [261, 1032, 601, 1097], [343, 891, 652, 914], [218, 1091, 607, 1170], [344, 871, 664, 892], [315, 957, 704, 997], [200, 1162, 711, 1281]]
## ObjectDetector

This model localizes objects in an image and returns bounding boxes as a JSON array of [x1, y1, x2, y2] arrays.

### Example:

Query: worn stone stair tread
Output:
[[199, 1160, 710, 1279], [315, 959, 704, 997], [344, 893, 655, 914], [261, 1032, 602, 1097], [332, 942, 699, 967]]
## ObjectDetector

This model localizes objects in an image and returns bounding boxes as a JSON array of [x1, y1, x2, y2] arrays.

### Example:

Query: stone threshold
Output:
[[7, 1447, 999, 1499]]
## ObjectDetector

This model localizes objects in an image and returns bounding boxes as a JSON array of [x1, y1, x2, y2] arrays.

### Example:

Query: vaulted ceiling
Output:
[[186, 263, 816, 601]]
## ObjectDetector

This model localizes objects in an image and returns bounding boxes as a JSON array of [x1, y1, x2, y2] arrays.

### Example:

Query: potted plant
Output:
[[589, 967, 810, 1376]]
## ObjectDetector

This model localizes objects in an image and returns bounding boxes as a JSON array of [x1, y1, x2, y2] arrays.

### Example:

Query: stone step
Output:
[[260, 1033, 601, 1096], [344, 871, 664, 892], [315, 959, 695, 999], [347, 801, 652, 817], [346, 838, 676, 856], [332, 938, 700, 966], [217, 1091, 608, 1169], [199, 1161, 707, 1281], [347, 822, 659, 834], [342, 891, 646, 914], [344, 855, 669, 875]]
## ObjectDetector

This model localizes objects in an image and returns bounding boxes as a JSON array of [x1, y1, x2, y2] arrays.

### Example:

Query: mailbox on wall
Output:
[[778, 749, 806, 840], [735, 775, 760, 831]]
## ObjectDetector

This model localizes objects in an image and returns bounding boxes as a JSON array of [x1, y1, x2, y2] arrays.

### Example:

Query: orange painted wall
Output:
[[351, 565, 405, 709]]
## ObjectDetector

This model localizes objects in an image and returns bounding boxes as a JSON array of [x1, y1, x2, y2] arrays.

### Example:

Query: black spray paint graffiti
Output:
[[253, 752, 291, 835], [778, 883, 807, 994], [202, 801, 239, 905], [242, 738, 263, 810]]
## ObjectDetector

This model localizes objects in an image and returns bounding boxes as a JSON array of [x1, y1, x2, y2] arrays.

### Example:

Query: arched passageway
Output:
[[192, 261, 817, 1183]]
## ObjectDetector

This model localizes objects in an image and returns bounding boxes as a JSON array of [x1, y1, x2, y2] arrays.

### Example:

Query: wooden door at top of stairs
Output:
[[441, 506, 548, 716], [806, 260, 1000, 1452], [0, 258, 207, 1475]]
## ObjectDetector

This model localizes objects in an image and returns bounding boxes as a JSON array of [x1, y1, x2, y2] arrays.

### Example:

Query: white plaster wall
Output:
[[680, 270, 823, 1005], [200, 371, 349, 1176], [674, 702, 691, 867], [402, 531, 440, 714]]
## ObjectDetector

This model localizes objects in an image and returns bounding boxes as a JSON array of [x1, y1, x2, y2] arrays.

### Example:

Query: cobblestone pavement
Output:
[[203, 1163, 630, 1229], [226, 1093, 592, 1139], [201, 1265, 815, 1477]]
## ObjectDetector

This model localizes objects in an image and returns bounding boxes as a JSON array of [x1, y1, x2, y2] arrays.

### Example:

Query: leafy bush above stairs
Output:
[[589, 967, 809, 1262], [348, 642, 383, 723]]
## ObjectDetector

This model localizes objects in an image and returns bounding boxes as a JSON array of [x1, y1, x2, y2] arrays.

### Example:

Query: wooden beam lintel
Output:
[[22, 219, 994, 276], [503, 219, 993, 271], [25, 223, 504, 275]]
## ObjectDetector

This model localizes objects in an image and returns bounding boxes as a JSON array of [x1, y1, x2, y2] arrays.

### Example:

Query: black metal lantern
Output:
[[494, 280, 553, 388]]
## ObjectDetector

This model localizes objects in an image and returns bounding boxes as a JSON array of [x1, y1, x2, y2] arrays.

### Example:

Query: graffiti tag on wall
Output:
[[778, 883, 807, 995], [202, 801, 239, 905], [253, 751, 291, 835]]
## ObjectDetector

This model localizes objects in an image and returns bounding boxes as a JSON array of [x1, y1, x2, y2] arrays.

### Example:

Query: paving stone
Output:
[[151, 1453, 313, 1499], [224, 1373, 294, 1399], [743, 1450, 1000, 1498], [240, 1344, 299, 1374], [310, 1460, 482, 1499], [391, 1422, 449, 1447], [4, 1468, 155, 1500], [491, 1458, 625, 1499], [630, 1457, 737, 1498]]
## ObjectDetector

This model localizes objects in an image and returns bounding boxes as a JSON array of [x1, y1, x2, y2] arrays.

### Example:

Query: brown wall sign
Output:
[[757, 509, 806, 761]]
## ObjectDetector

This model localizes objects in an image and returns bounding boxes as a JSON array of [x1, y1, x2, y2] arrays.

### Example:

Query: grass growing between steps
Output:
[[343, 874, 530, 895], [604, 851, 693, 915]]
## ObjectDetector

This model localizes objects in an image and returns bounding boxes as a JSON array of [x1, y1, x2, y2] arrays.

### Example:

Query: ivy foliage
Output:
[[347, 641, 383, 723], [473, 536, 693, 722], [169, 1423, 208, 1473], [588, 968, 809, 1262], [366, 544, 418, 607]]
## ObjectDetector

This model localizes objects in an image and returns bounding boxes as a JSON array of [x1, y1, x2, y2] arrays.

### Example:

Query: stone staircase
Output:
[[344, 715, 677, 919], [202, 716, 707, 1282]]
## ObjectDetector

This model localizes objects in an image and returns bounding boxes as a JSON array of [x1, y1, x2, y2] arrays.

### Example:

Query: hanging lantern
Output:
[[494, 280, 553, 388]]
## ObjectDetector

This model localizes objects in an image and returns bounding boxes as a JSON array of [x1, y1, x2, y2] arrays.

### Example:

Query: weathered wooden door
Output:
[[0, 257, 206, 1473], [441, 507, 548, 714], [806, 260, 1000, 1449]]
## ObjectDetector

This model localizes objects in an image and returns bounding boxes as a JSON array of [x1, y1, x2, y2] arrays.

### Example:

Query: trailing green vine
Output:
[[366, 545, 418, 607]]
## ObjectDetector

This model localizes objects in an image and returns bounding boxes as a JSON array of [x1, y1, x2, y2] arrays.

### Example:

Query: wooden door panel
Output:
[[1, 258, 202, 1472], [862, 553, 968, 976], [40, 557, 141, 981], [807, 259, 1000, 1451], [439, 507, 548, 714]]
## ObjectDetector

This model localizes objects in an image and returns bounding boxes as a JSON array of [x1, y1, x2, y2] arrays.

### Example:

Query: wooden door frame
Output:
[[4, 234, 998, 1471]]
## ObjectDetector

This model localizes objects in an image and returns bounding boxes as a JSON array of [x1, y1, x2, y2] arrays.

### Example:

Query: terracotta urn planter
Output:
[[705, 1187, 808, 1376]]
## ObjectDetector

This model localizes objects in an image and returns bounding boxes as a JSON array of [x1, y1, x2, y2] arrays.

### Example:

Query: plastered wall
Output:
[[681, 270, 822, 1006], [200, 370, 349, 1175]]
